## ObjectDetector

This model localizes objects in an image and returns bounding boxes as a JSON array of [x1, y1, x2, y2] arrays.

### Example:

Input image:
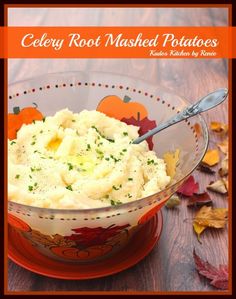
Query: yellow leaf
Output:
[[194, 205, 228, 228], [210, 122, 228, 133], [163, 149, 180, 179], [193, 222, 206, 242], [217, 139, 228, 155], [202, 149, 220, 166], [207, 179, 228, 194]]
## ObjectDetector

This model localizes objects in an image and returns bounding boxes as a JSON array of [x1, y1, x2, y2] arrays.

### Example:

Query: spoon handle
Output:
[[133, 88, 228, 145]]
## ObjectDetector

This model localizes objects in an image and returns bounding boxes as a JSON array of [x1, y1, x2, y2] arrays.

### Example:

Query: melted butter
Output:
[[60, 154, 96, 174], [46, 137, 98, 175], [46, 138, 62, 152]]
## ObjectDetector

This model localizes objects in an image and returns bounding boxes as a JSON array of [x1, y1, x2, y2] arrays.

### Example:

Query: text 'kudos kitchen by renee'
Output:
[[21, 33, 219, 51]]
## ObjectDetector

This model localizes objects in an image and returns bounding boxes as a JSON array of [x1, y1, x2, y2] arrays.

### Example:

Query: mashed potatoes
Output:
[[8, 109, 171, 209]]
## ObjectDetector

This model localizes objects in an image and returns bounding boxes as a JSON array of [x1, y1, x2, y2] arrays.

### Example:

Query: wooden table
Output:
[[7, 7, 229, 292]]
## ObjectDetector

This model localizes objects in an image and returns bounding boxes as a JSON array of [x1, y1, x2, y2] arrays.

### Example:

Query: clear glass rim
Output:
[[7, 71, 209, 214]]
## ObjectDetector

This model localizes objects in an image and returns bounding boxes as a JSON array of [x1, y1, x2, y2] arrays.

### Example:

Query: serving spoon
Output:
[[133, 88, 228, 145]]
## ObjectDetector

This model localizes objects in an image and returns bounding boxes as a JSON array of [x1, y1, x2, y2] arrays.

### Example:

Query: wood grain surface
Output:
[[7, 7, 229, 292]]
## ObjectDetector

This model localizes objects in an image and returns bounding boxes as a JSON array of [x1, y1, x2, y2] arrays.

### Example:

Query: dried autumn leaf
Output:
[[218, 156, 228, 177], [210, 121, 228, 134], [193, 249, 228, 290], [163, 149, 180, 179], [207, 179, 228, 195], [187, 192, 212, 207], [202, 149, 220, 167], [177, 175, 199, 197], [165, 194, 181, 208], [217, 139, 228, 155], [193, 222, 206, 242], [194, 205, 228, 228], [222, 178, 228, 191], [197, 163, 215, 175]]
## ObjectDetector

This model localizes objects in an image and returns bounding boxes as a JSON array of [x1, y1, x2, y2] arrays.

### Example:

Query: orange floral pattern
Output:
[[8, 217, 133, 260]]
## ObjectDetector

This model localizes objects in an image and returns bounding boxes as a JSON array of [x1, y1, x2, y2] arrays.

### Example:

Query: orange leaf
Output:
[[210, 122, 228, 134], [202, 149, 220, 166]]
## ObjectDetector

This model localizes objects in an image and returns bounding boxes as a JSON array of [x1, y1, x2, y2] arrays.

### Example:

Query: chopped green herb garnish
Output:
[[128, 193, 132, 198], [66, 185, 73, 191], [112, 184, 122, 191], [15, 174, 20, 179], [31, 141, 36, 145], [110, 199, 122, 206], [40, 130, 43, 133], [28, 185, 33, 192], [10, 141, 16, 145], [72, 119, 76, 122], [105, 157, 110, 161], [42, 117, 46, 122], [32, 120, 36, 124], [107, 138, 115, 143], [31, 167, 42, 172], [122, 149, 127, 152], [147, 159, 155, 165], [123, 132, 128, 136], [86, 144, 91, 151], [105, 195, 109, 199], [96, 149, 103, 155], [29, 175, 32, 179], [110, 155, 121, 163], [112, 185, 119, 191], [68, 163, 73, 170], [34, 182, 38, 187], [128, 178, 133, 181]]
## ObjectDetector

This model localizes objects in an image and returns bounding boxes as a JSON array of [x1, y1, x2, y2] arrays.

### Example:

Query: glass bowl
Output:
[[8, 71, 208, 263]]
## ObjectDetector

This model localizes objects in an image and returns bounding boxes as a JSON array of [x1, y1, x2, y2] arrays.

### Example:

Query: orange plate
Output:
[[8, 211, 162, 280]]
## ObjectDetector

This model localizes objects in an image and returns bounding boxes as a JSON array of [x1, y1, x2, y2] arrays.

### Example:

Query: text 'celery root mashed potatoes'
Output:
[[8, 109, 171, 209]]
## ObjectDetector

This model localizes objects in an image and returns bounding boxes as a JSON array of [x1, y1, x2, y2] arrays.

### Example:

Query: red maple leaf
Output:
[[187, 192, 212, 207], [65, 224, 130, 248], [177, 175, 199, 197], [193, 249, 228, 290], [121, 116, 157, 150]]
